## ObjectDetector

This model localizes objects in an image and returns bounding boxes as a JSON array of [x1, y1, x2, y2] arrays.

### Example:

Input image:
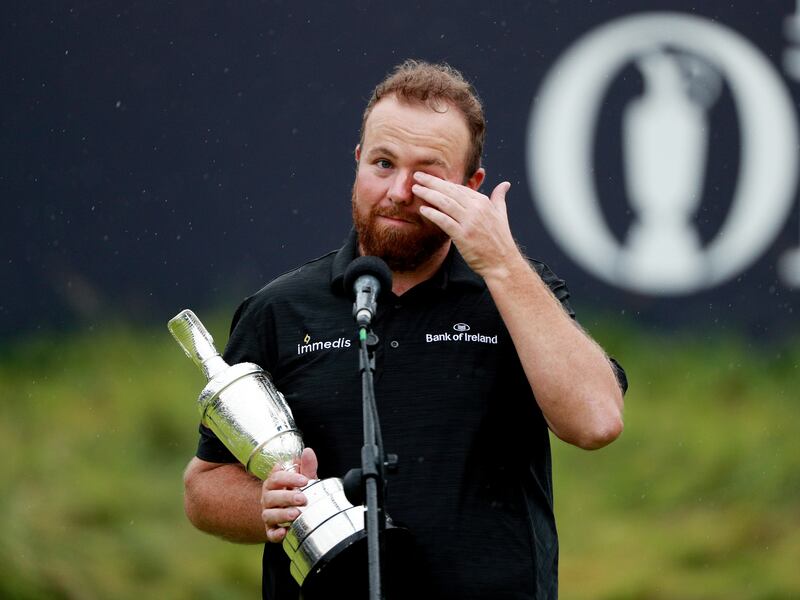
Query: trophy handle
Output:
[[168, 309, 228, 379]]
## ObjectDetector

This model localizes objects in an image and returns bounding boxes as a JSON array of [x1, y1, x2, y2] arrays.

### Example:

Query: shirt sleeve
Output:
[[530, 259, 575, 318], [609, 357, 628, 395], [194, 295, 276, 463]]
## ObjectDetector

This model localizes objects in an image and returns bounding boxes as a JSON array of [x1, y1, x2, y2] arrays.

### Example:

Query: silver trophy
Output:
[[168, 309, 379, 590]]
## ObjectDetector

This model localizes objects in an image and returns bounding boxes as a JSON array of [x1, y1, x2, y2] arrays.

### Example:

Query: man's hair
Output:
[[359, 59, 486, 178]]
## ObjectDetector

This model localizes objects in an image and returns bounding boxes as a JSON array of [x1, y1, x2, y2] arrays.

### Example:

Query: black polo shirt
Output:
[[197, 230, 619, 599]]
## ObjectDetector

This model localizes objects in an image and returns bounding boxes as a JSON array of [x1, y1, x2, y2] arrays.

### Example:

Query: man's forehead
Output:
[[366, 94, 464, 127], [362, 96, 470, 158]]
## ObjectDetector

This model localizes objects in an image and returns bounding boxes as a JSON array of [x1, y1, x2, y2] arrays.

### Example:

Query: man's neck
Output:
[[357, 241, 451, 297], [389, 242, 451, 296]]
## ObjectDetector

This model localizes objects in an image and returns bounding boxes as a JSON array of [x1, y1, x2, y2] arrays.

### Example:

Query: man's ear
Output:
[[466, 167, 485, 191], [355, 144, 361, 163]]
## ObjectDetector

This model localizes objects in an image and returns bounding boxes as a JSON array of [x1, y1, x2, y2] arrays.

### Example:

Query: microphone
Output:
[[343, 256, 393, 328]]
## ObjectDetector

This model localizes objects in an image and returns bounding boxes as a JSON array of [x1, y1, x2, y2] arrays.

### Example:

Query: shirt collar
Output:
[[330, 228, 484, 295]]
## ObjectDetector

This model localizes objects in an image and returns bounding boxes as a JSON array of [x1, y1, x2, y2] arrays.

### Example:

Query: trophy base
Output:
[[283, 478, 415, 597], [298, 522, 415, 600]]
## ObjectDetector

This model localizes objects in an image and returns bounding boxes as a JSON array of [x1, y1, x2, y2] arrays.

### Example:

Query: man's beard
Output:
[[352, 186, 449, 272]]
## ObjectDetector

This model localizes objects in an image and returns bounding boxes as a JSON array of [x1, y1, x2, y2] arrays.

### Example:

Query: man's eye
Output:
[[376, 159, 392, 169]]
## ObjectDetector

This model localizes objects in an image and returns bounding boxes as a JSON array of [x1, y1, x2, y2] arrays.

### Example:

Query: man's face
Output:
[[352, 95, 479, 272]]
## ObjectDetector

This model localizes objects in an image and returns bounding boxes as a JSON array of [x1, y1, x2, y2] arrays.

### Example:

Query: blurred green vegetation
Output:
[[0, 315, 798, 599]]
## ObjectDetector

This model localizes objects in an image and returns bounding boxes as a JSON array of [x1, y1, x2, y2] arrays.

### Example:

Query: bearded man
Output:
[[183, 59, 626, 599]]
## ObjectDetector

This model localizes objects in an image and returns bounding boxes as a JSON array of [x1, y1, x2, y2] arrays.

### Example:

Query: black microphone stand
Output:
[[357, 323, 387, 600], [343, 256, 394, 599]]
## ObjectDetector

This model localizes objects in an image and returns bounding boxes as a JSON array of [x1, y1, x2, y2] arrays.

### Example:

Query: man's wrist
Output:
[[481, 251, 534, 288]]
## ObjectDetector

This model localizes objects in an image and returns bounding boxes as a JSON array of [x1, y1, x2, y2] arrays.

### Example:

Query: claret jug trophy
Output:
[[169, 309, 403, 594]]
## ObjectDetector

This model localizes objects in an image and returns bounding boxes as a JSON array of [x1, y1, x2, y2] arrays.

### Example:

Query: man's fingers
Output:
[[261, 488, 308, 509], [490, 181, 511, 206], [413, 170, 461, 195], [300, 447, 319, 480], [263, 504, 304, 543], [266, 526, 287, 543], [412, 183, 468, 217], [419, 205, 459, 236], [264, 470, 308, 491], [261, 447, 318, 544], [262, 506, 301, 528]]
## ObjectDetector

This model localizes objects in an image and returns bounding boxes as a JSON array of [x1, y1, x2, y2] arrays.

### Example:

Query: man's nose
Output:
[[388, 170, 414, 205]]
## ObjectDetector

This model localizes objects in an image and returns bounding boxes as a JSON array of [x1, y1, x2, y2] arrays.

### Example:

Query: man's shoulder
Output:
[[247, 248, 339, 306]]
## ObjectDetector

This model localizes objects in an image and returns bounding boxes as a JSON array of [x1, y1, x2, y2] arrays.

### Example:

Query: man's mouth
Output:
[[376, 213, 418, 225]]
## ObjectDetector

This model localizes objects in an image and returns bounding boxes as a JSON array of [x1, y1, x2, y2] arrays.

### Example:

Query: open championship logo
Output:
[[527, 12, 800, 295]]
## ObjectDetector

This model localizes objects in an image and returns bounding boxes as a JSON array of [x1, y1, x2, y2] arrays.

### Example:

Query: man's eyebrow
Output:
[[367, 145, 398, 159]]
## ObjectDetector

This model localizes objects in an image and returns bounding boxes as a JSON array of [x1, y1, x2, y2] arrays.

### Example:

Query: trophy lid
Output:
[[168, 309, 228, 380]]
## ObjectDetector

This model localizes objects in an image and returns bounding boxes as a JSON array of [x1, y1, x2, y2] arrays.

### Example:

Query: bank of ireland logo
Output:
[[425, 323, 497, 344], [527, 12, 800, 294]]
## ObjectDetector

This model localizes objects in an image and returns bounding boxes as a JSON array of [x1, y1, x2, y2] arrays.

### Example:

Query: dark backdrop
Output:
[[3, 1, 798, 339]]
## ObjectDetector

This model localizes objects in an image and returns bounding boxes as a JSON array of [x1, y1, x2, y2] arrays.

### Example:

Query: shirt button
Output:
[[390, 340, 399, 348]]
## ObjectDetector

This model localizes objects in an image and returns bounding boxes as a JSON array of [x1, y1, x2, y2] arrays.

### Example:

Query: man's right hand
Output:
[[261, 447, 318, 543]]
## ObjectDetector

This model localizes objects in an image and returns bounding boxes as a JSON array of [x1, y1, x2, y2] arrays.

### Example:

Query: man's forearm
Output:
[[183, 458, 268, 544], [484, 254, 624, 450]]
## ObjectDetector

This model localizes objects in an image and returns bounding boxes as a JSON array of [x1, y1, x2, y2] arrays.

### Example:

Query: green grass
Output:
[[554, 321, 800, 599], [0, 315, 261, 600], [0, 315, 798, 599]]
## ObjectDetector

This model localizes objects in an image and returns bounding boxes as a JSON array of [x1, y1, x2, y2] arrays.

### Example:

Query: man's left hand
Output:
[[413, 171, 518, 279]]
